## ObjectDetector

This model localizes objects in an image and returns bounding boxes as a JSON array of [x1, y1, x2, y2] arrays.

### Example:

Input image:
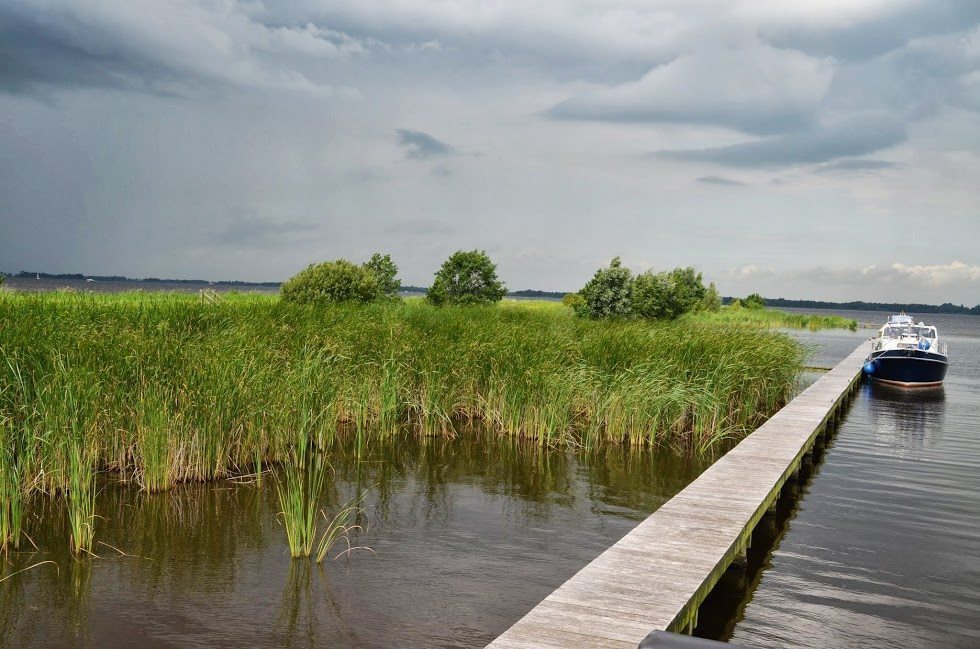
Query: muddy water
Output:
[[1, 434, 713, 648]]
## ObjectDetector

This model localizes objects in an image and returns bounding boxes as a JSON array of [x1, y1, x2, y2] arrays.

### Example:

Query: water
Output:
[[5, 307, 978, 647], [0, 434, 713, 648], [710, 310, 980, 648]]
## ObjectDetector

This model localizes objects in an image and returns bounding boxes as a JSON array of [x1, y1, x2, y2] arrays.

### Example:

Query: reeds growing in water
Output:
[[0, 291, 810, 552]]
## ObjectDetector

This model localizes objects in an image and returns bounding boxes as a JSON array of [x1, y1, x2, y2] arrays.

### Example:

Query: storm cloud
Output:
[[2, 1, 979, 303]]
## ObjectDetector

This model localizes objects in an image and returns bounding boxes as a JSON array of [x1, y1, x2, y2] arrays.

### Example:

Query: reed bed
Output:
[[685, 305, 858, 331], [0, 291, 806, 550]]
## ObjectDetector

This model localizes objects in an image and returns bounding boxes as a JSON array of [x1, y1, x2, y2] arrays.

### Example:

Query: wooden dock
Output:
[[488, 341, 869, 649]]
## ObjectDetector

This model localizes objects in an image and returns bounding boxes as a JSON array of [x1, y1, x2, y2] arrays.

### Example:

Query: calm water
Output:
[[0, 434, 713, 648], [4, 308, 978, 648], [709, 310, 980, 648]]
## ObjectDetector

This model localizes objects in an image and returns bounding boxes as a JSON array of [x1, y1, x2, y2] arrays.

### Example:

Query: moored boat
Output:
[[863, 314, 948, 387]]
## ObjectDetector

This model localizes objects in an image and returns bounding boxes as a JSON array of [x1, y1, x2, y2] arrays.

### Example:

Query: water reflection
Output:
[[1, 431, 711, 647], [866, 382, 946, 454], [725, 316, 980, 649]]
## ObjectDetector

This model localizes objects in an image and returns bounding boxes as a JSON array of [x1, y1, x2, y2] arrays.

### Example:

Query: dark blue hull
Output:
[[866, 349, 948, 386]]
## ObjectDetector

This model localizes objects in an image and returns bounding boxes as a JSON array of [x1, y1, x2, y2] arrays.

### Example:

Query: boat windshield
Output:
[[915, 326, 936, 339], [882, 325, 910, 338]]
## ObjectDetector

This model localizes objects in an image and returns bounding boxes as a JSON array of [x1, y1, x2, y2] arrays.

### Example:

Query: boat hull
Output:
[[867, 349, 948, 387]]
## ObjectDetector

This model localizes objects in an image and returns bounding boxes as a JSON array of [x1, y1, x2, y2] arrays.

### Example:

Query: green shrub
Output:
[[578, 257, 633, 318], [281, 259, 378, 305], [427, 250, 507, 306], [632, 271, 678, 319], [744, 293, 766, 310], [578, 259, 710, 321], [561, 292, 585, 311]]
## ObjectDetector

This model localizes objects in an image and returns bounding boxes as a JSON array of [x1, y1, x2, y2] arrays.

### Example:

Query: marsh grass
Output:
[[0, 420, 25, 551], [687, 305, 858, 331], [275, 417, 330, 558], [0, 291, 808, 548]]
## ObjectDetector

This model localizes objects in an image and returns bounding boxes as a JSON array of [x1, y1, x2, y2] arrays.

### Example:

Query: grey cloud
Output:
[[382, 218, 455, 236], [813, 159, 900, 174], [657, 117, 907, 168], [380, 218, 457, 237], [760, 1, 980, 61], [697, 176, 745, 186], [547, 47, 831, 135], [397, 129, 453, 159], [210, 217, 318, 247], [0, 1, 362, 95]]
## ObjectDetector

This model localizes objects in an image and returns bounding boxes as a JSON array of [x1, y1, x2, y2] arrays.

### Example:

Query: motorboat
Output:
[[863, 313, 948, 387]]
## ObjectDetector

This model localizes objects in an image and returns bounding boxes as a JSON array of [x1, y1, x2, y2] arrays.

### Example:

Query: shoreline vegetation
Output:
[[3, 272, 977, 316], [0, 290, 834, 551], [0, 246, 857, 557]]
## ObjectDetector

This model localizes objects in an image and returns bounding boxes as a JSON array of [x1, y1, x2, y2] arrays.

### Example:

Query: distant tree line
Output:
[[7, 271, 279, 287], [9, 268, 978, 316], [741, 297, 980, 315]]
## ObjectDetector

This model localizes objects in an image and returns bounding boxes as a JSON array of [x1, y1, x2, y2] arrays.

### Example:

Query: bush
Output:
[[427, 250, 507, 306], [668, 267, 707, 313], [577, 259, 711, 321], [744, 293, 766, 310], [632, 271, 679, 319], [561, 292, 585, 311], [578, 257, 633, 319], [363, 253, 401, 299], [281, 259, 378, 305]]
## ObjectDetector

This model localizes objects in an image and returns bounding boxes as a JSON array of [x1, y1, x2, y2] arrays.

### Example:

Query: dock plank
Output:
[[487, 340, 868, 648]]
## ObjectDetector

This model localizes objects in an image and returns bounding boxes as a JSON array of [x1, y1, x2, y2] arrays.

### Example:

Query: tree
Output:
[[743, 293, 766, 310], [577, 257, 634, 319], [363, 253, 401, 299], [281, 259, 378, 305], [427, 250, 507, 306], [698, 282, 722, 312], [632, 271, 677, 319], [668, 267, 707, 313], [631, 267, 709, 320]]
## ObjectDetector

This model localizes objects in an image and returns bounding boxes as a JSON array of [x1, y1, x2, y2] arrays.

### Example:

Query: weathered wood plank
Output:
[[487, 340, 868, 648]]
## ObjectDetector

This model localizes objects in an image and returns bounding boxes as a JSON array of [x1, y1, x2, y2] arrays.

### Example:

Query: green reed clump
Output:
[[275, 411, 330, 558], [0, 419, 25, 551], [66, 438, 96, 555], [0, 291, 807, 505]]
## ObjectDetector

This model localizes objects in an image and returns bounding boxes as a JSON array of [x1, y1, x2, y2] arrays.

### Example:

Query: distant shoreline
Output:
[[2, 270, 977, 315]]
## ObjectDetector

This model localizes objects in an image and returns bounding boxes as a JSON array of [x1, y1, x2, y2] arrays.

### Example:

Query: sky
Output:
[[1, 1, 979, 303]]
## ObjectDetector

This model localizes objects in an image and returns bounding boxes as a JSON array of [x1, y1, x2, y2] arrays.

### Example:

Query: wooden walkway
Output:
[[488, 341, 869, 649]]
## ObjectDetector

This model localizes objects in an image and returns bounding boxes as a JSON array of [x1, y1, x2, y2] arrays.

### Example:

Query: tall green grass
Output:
[[685, 305, 858, 331], [0, 291, 806, 550]]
